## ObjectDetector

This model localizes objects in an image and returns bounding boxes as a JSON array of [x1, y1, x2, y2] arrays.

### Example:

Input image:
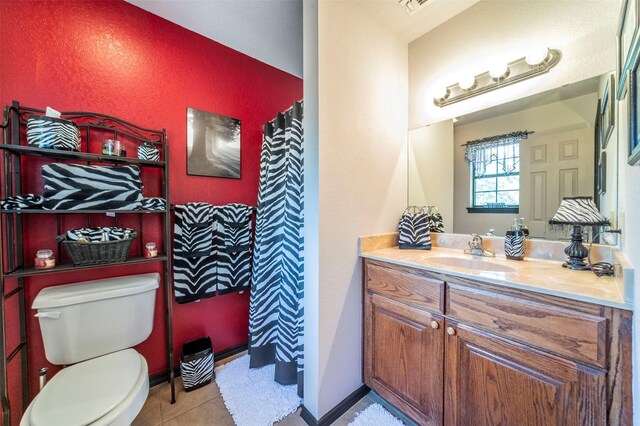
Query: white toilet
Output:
[[20, 273, 160, 426]]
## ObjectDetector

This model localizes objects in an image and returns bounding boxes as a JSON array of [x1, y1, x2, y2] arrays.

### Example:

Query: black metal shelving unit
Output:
[[0, 101, 176, 425]]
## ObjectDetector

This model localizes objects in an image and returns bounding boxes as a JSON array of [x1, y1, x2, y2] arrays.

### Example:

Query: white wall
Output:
[[616, 59, 640, 426], [303, 0, 320, 417], [408, 120, 454, 231], [409, 0, 619, 128], [315, 0, 408, 418]]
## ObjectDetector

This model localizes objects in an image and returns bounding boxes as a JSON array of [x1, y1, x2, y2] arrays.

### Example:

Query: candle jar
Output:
[[144, 242, 158, 258], [34, 249, 56, 269], [102, 139, 120, 156]]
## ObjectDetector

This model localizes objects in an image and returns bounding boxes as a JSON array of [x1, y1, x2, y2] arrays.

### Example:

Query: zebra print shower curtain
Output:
[[249, 101, 304, 396]]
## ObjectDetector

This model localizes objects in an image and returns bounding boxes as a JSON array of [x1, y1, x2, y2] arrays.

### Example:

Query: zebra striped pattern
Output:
[[174, 203, 216, 303], [65, 227, 134, 242], [41, 164, 143, 210], [548, 196, 609, 226], [504, 234, 526, 260], [139, 197, 166, 211], [218, 203, 253, 295], [249, 102, 304, 395], [26, 115, 81, 151], [398, 207, 432, 250], [428, 211, 445, 233], [0, 194, 43, 210], [174, 203, 214, 257], [181, 352, 214, 391], [138, 142, 160, 161]]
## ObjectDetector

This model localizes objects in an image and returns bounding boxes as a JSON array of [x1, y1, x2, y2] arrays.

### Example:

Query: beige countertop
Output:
[[360, 244, 632, 311]]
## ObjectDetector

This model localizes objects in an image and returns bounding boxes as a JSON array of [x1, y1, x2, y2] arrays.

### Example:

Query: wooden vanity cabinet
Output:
[[444, 320, 606, 426], [364, 292, 444, 425], [362, 259, 632, 426]]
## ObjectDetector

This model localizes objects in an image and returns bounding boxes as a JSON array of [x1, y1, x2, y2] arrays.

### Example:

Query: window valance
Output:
[[463, 130, 533, 177]]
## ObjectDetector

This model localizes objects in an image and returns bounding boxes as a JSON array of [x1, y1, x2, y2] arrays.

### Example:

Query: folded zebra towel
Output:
[[174, 202, 216, 304], [63, 227, 135, 242], [140, 197, 166, 211], [0, 194, 44, 210], [217, 203, 253, 295], [174, 203, 214, 257], [41, 163, 143, 210]]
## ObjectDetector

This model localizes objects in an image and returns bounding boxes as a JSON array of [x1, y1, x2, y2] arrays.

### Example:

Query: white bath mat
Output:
[[215, 354, 302, 426], [349, 403, 404, 426]]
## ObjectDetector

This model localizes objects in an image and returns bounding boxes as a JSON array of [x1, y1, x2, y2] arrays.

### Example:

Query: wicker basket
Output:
[[57, 229, 138, 266]]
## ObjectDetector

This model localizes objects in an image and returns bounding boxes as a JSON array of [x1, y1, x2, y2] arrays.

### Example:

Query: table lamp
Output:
[[548, 196, 610, 270]]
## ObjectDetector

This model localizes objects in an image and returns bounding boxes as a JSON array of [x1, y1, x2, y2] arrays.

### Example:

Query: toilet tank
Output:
[[32, 273, 159, 365]]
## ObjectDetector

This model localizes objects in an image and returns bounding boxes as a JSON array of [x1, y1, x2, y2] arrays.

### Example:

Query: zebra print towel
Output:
[[0, 194, 44, 210], [217, 203, 252, 295], [41, 164, 143, 210], [173, 202, 253, 303], [139, 197, 167, 211], [174, 203, 217, 304], [398, 206, 432, 250], [64, 227, 135, 242]]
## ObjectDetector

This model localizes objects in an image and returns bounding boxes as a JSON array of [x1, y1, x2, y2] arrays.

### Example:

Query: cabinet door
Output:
[[364, 292, 443, 425], [444, 321, 606, 426]]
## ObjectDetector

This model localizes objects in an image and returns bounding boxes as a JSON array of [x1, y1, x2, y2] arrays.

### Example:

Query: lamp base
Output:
[[562, 225, 592, 271]]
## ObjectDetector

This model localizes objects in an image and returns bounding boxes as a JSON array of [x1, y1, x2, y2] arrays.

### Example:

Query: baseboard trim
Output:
[[300, 385, 370, 426], [149, 342, 248, 387]]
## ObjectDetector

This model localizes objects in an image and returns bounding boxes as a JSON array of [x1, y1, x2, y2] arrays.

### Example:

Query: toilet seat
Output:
[[21, 349, 149, 426]]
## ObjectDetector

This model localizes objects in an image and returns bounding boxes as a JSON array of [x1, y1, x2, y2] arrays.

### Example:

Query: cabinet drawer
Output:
[[446, 283, 607, 367], [366, 262, 443, 313]]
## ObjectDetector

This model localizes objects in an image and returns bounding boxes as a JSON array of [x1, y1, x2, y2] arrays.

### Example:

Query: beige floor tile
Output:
[[275, 407, 307, 426], [158, 377, 221, 421], [163, 396, 235, 426], [132, 393, 162, 426]]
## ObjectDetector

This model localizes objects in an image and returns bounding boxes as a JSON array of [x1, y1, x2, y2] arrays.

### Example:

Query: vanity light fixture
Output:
[[458, 75, 476, 90], [489, 62, 509, 80], [433, 48, 561, 107]]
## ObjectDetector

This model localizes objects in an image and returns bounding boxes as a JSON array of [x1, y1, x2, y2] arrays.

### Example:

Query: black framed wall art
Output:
[[186, 107, 241, 178]]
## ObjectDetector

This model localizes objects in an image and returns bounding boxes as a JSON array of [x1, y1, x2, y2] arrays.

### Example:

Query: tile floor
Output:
[[132, 353, 382, 426]]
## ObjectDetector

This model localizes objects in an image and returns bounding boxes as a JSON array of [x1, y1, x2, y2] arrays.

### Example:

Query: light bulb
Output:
[[525, 47, 549, 66], [459, 75, 475, 90], [433, 86, 449, 100], [489, 63, 509, 80]]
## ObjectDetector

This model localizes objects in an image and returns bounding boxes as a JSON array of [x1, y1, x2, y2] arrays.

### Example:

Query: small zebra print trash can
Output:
[[180, 336, 214, 392]]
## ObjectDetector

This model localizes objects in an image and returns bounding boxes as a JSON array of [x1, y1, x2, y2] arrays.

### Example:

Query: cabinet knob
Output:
[[430, 320, 439, 329], [447, 327, 456, 336]]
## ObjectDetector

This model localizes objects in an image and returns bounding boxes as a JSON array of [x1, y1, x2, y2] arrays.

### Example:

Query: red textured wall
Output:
[[0, 0, 302, 422]]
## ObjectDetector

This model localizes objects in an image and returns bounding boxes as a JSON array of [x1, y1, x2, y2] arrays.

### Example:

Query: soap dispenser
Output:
[[518, 217, 530, 237], [505, 219, 526, 261]]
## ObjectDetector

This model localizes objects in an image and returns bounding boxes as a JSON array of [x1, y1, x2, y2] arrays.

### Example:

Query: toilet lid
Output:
[[31, 349, 143, 426]]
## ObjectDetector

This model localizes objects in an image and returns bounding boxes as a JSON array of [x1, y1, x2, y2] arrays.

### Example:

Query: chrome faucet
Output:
[[464, 234, 495, 257]]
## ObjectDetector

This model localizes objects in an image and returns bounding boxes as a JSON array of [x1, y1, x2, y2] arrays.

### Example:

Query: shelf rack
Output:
[[0, 102, 175, 425]]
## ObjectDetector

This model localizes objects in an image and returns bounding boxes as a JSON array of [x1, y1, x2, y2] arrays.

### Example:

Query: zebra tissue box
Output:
[[180, 336, 214, 392], [138, 142, 160, 161], [26, 115, 81, 151]]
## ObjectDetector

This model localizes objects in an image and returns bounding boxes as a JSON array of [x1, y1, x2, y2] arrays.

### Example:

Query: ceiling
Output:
[[358, 0, 481, 43], [125, 0, 480, 79]]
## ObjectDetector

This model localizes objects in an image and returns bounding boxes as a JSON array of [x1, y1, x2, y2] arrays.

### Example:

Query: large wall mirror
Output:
[[408, 72, 619, 244]]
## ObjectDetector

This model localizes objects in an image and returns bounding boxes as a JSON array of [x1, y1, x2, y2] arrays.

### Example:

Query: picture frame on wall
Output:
[[600, 75, 615, 149], [617, 0, 639, 100], [599, 151, 607, 195], [628, 61, 640, 165], [186, 107, 241, 179]]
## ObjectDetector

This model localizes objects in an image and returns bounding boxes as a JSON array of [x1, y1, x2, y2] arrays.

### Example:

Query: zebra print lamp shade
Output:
[[549, 197, 609, 270]]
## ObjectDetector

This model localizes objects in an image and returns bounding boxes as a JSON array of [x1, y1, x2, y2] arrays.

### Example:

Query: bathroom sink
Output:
[[427, 256, 516, 273]]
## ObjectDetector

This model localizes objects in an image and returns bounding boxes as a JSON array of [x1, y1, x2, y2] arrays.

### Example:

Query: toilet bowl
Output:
[[21, 274, 159, 426]]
